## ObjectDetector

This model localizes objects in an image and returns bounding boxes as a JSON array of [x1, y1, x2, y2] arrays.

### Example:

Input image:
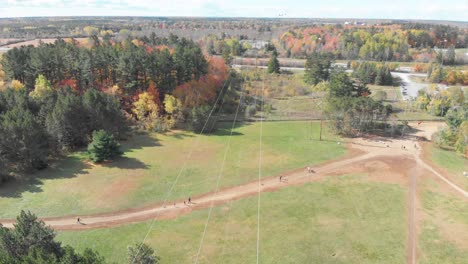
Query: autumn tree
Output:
[[29, 74, 54, 100], [132, 91, 161, 131], [163, 94, 183, 128]]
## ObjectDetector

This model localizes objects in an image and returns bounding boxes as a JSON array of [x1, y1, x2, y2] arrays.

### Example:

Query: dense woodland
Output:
[[277, 24, 468, 63], [0, 35, 243, 179]]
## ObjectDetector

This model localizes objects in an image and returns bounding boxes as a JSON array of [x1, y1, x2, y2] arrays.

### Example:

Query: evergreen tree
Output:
[[0, 105, 49, 173], [127, 243, 160, 264], [304, 53, 332, 85], [0, 211, 105, 263], [82, 88, 128, 139], [87, 130, 122, 163], [445, 45, 456, 65], [189, 105, 214, 133], [45, 87, 88, 150], [267, 50, 280, 74]]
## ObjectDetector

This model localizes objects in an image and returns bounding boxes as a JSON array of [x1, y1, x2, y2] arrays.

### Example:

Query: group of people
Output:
[[278, 166, 315, 182], [183, 197, 192, 205]]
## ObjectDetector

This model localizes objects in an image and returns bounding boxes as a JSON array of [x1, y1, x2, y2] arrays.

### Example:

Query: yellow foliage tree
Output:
[[29, 74, 54, 100], [11, 80, 25, 91], [132, 92, 160, 130]]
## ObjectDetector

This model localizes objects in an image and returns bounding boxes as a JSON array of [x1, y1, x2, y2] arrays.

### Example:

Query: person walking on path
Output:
[[76, 218, 80, 224], [188, 197, 192, 204], [279, 176, 283, 182]]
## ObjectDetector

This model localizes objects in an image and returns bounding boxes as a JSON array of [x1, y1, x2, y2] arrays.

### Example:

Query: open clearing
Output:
[[57, 175, 407, 264], [1, 121, 466, 264], [0, 121, 345, 218]]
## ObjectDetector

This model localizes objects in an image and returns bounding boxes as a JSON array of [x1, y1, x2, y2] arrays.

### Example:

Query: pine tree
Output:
[[267, 50, 280, 74], [87, 130, 122, 163]]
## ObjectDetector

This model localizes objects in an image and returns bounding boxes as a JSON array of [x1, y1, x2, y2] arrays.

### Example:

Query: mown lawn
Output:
[[0, 121, 345, 218], [57, 174, 407, 264], [428, 144, 468, 190], [419, 178, 468, 264]]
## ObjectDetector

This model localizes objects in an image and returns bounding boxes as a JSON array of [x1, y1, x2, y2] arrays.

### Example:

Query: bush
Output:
[[245, 105, 257, 118], [87, 130, 123, 163], [188, 105, 216, 133]]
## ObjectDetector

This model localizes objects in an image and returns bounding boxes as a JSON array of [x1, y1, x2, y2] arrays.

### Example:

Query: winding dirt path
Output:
[[0, 122, 466, 264]]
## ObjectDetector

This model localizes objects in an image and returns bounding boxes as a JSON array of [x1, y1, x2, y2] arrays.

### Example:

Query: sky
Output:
[[0, 0, 467, 21]]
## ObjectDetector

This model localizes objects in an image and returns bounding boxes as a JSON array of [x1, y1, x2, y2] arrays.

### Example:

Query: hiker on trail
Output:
[[188, 197, 191, 204], [77, 218, 80, 224], [184, 201, 186, 205], [279, 176, 283, 182]]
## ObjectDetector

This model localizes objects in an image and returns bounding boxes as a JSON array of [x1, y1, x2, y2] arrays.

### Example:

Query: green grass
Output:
[[0, 121, 345, 218], [419, 226, 468, 264], [368, 84, 402, 101], [267, 96, 322, 120], [419, 179, 468, 264], [428, 144, 468, 190], [57, 174, 407, 264]]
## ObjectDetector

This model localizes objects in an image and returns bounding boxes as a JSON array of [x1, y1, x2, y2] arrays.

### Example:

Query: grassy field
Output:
[[427, 144, 468, 190], [368, 84, 402, 101], [243, 70, 310, 98], [266, 96, 322, 120], [57, 174, 407, 264], [419, 177, 468, 264], [0, 121, 345, 218]]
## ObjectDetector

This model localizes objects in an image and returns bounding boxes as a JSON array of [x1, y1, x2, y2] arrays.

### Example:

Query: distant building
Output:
[[242, 40, 269, 50]]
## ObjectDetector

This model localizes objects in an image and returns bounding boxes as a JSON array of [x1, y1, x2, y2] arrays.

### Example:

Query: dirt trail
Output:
[[0, 122, 466, 264]]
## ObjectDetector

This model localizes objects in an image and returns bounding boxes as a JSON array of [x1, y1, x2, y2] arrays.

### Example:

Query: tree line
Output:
[[416, 86, 467, 156], [278, 24, 467, 63], [0, 36, 244, 181], [303, 54, 393, 136]]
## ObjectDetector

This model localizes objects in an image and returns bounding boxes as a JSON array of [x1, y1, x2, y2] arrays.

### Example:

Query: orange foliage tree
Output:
[[173, 56, 228, 108]]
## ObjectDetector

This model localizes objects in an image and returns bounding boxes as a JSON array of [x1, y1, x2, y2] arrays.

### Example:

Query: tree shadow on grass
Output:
[[0, 133, 163, 199], [211, 121, 251, 136], [101, 156, 149, 170], [120, 132, 162, 152], [161, 131, 195, 140], [0, 156, 91, 198]]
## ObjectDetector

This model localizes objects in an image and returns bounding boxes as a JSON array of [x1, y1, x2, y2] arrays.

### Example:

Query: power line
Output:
[[256, 70, 265, 264], [131, 77, 232, 264], [194, 79, 245, 263]]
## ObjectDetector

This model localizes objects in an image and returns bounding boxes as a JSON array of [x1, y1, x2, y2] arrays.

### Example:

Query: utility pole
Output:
[[319, 116, 323, 141]]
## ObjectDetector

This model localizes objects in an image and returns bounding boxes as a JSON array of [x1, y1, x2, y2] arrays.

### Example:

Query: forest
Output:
[[0, 35, 242, 179], [277, 24, 468, 63]]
